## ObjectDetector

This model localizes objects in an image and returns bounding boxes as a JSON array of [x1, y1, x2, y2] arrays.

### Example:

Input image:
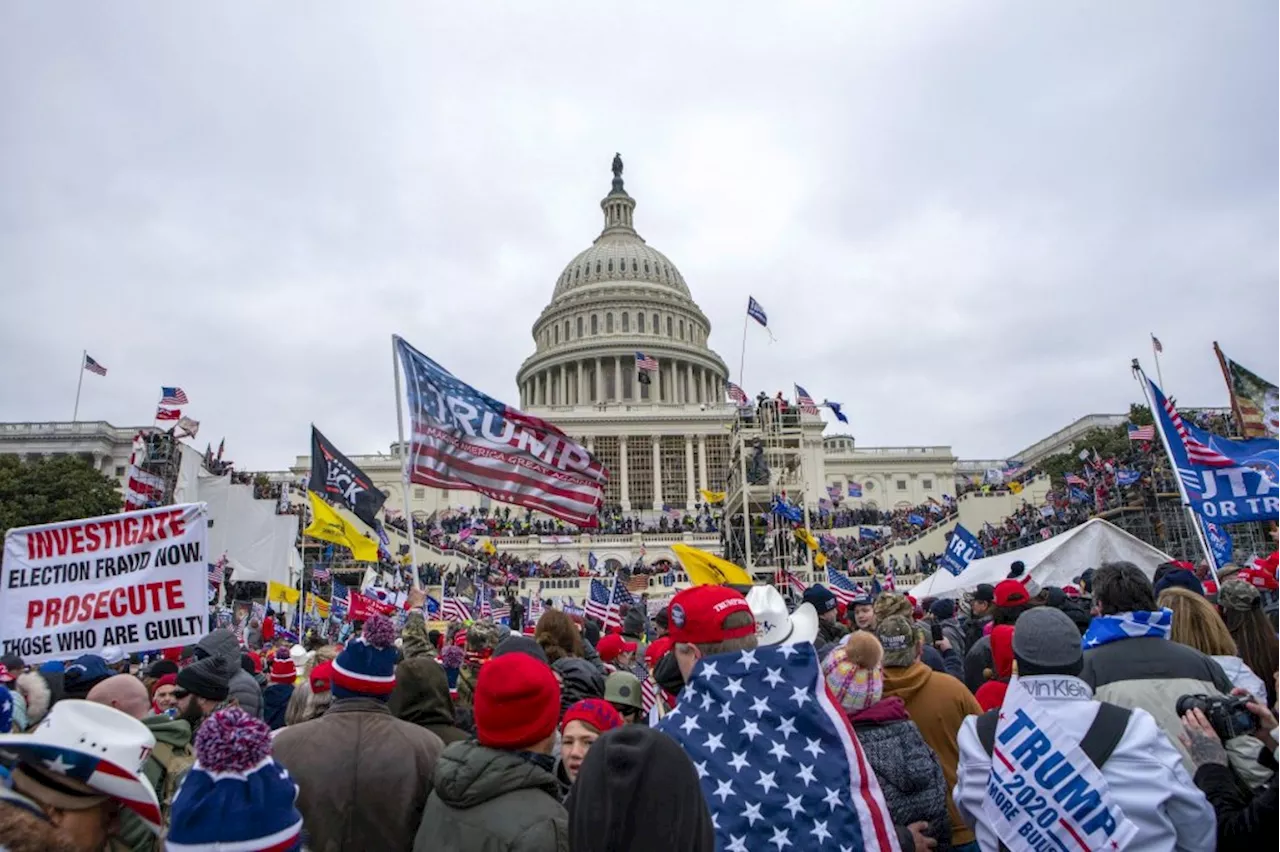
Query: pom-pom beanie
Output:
[[332, 615, 398, 700], [822, 631, 884, 714], [268, 648, 297, 685], [165, 706, 303, 851], [473, 653, 560, 750]]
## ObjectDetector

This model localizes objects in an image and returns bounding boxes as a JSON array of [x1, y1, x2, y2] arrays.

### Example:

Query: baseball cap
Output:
[[994, 579, 1031, 608], [876, 615, 919, 668], [801, 585, 838, 616], [667, 586, 754, 645], [596, 634, 638, 664], [644, 636, 674, 668], [972, 583, 995, 603]]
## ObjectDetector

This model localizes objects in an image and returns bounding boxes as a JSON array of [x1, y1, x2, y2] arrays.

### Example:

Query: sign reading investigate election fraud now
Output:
[[2, 504, 209, 665]]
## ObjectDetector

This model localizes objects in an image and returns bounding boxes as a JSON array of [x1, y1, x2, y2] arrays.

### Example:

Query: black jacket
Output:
[[1193, 747, 1278, 851]]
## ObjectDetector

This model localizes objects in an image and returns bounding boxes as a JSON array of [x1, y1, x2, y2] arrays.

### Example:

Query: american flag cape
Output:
[[656, 644, 899, 852], [395, 335, 608, 527]]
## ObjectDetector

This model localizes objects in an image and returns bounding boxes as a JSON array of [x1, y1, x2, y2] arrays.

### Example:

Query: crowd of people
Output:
[[1, 549, 1275, 850]]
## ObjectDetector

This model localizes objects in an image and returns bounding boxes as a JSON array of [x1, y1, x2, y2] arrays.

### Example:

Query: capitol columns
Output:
[[651, 437, 663, 511], [594, 357, 603, 403], [697, 434, 708, 495], [619, 435, 631, 511], [613, 357, 622, 403], [684, 436, 696, 510]]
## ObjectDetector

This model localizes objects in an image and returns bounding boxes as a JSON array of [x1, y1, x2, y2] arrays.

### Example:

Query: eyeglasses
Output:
[[172, 688, 190, 700]]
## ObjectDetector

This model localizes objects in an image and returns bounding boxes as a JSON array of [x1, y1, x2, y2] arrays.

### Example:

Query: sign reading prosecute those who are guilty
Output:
[[1, 503, 210, 665]]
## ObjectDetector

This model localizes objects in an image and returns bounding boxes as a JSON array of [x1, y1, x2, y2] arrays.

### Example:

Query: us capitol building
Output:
[[2, 158, 1077, 567]]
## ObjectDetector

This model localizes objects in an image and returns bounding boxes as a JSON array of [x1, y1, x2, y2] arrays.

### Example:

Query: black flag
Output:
[[309, 426, 387, 529]]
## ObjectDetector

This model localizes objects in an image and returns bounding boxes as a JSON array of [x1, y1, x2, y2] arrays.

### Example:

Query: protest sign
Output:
[[2, 504, 209, 665], [346, 590, 399, 621], [941, 524, 983, 576], [983, 682, 1138, 852]]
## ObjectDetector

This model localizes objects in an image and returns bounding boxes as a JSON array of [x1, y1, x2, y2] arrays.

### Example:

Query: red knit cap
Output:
[[473, 653, 561, 750], [268, 649, 297, 685], [560, 699, 624, 735]]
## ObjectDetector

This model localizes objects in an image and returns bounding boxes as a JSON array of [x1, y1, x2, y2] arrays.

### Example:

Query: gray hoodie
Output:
[[196, 629, 262, 718]]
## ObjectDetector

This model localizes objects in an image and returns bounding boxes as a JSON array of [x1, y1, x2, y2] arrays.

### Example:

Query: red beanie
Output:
[[560, 699, 624, 735], [269, 649, 297, 685], [473, 653, 561, 750]]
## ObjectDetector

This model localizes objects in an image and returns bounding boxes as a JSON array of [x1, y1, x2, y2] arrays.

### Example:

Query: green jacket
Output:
[[389, 657, 469, 746], [415, 741, 568, 852], [116, 714, 193, 852]]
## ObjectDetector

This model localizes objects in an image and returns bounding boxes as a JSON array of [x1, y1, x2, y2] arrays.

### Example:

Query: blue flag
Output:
[[859, 527, 882, 541], [823, 401, 849, 424], [656, 644, 900, 851], [1116, 469, 1142, 487], [907, 513, 926, 526], [746, 296, 768, 327], [847, 482, 863, 498], [770, 496, 803, 524], [1147, 376, 1278, 522], [1068, 486, 1090, 503], [940, 524, 984, 576], [1203, 521, 1234, 573]]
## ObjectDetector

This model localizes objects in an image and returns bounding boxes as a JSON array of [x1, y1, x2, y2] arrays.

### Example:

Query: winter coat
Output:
[[1212, 655, 1268, 701], [850, 697, 951, 851], [1081, 636, 1271, 788], [415, 740, 569, 852], [273, 697, 444, 852], [816, 617, 849, 649], [552, 658, 605, 716], [923, 644, 964, 681], [117, 713, 194, 852], [882, 661, 982, 847], [390, 656, 469, 745], [196, 629, 262, 718], [935, 616, 967, 658], [962, 634, 992, 693], [955, 675, 1216, 852], [262, 683, 293, 731], [961, 614, 990, 652], [400, 611, 438, 661], [1193, 746, 1277, 851]]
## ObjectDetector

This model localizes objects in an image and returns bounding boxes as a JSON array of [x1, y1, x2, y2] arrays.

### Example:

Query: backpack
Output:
[[975, 702, 1131, 852], [150, 740, 196, 820]]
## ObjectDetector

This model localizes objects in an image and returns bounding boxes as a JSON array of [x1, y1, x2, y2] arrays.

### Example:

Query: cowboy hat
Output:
[[0, 699, 161, 834], [746, 585, 819, 647]]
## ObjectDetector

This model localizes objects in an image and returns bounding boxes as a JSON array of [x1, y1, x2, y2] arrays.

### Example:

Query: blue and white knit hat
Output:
[[332, 614, 398, 700], [166, 706, 303, 852]]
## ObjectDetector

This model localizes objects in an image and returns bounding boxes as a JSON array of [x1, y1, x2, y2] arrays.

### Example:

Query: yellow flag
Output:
[[1008, 481, 1024, 495], [304, 491, 379, 562], [671, 543, 754, 587], [482, 540, 497, 555], [814, 551, 828, 568], [794, 528, 819, 551], [313, 597, 331, 619], [267, 580, 300, 605], [699, 489, 726, 505]]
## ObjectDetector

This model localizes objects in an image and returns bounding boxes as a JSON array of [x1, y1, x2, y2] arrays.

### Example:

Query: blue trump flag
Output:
[[770, 496, 803, 524], [940, 524, 984, 577], [1115, 469, 1142, 487], [746, 296, 768, 327], [1203, 521, 1234, 573], [656, 644, 900, 852], [907, 513, 926, 526], [859, 527, 882, 541], [1146, 376, 1278, 523]]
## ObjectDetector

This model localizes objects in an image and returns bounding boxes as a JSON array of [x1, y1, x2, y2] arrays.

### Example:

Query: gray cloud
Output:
[[1, 1, 1274, 469]]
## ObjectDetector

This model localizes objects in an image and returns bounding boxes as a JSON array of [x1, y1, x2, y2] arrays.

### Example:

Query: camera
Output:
[[1176, 693, 1257, 741]]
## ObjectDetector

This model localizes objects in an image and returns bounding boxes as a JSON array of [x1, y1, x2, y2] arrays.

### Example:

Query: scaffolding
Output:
[[721, 401, 815, 578], [134, 429, 183, 507]]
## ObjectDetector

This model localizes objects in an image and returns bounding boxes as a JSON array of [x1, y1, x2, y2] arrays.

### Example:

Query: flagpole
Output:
[[1151, 334, 1165, 390], [738, 437, 752, 572], [1212, 342, 1246, 438], [737, 311, 749, 392], [392, 336, 423, 590], [1132, 361, 1216, 578], [72, 350, 86, 422]]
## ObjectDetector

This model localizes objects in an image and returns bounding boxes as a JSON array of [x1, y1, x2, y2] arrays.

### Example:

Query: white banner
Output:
[[1, 504, 209, 665], [982, 681, 1138, 852]]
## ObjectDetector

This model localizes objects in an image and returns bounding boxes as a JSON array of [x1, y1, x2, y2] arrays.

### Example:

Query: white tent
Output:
[[908, 518, 1173, 600]]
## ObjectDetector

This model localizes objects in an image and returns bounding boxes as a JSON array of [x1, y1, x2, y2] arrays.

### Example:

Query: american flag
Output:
[[726, 382, 750, 407], [395, 336, 608, 528], [207, 557, 225, 587], [1151, 334, 1163, 354], [656, 644, 900, 852], [774, 568, 808, 595], [441, 596, 472, 623], [826, 565, 862, 605], [883, 565, 896, 591], [635, 351, 658, 372], [640, 676, 660, 714], [83, 354, 107, 376], [1128, 424, 1156, 442], [312, 566, 331, 584], [585, 576, 633, 629], [491, 598, 511, 622], [625, 575, 650, 594], [477, 586, 493, 619], [1149, 378, 1236, 468], [159, 386, 189, 405], [794, 384, 820, 415], [1064, 473, 1088, 487]]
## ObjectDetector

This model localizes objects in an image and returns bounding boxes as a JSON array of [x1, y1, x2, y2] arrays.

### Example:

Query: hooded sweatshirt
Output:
[[882, 661, 981, 848], [389, 657, 469, 745], [567, 725, 715, 852], [117, 713, 194, 851], [195, 629, 262, 717]]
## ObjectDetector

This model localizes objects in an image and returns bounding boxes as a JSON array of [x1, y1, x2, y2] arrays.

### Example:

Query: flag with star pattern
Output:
[[655, 643, 900, 852]]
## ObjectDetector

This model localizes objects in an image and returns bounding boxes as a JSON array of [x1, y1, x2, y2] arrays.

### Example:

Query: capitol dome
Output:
[[516, 156, 730, 413]]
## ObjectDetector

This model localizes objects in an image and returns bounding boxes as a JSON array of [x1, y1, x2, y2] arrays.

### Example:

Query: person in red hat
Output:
[[557, 699, 624, 787], [962, 579, 1033, 692], [415, 652, 567, 851], [666, 586, 756, 683]]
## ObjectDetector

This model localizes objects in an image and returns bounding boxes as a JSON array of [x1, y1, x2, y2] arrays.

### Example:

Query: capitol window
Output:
[[653, 312, 659, 333], [577, 317, 583, 337], [606, 314, 614, 333], [554, 326, 560, 344], [608, 259, 613, 272], [679, 319, 685, 339], [666, 316, 673, 336], [591, 315, 598, 335], [632, 259, 638, 272], [896, 480, 907, 491], [622, 312, 630, 332], [644, 260, 650, 274], [923, 478, 933, 490], [638, 313, 645, 332], [596, 261, 601, 274], [564, 320, 570, 340]]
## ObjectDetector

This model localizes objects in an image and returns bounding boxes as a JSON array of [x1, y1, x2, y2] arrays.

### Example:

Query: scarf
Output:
[[1081, 608, 1172, 650]]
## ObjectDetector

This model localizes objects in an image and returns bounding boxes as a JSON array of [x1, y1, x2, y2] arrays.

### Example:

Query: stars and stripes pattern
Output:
[[1064, 473, 1088, 487], [774, 568, 808, 595], [17, 744, 162, 833], [640, 676, 660, 714], [656, 644, 899, 852], [441, 596, 472, 623], [83, 354, 107, 376], [635, 351, 658, 372], [312, 566, 331, 584], [825, 565, 863, 605], [584, 576, 634, 629], [1154, 381, 1236, 468], [477, 586, 492, 619], [726, 382, 750, 407], [159, 386, 189, 405], [207, 557, 226, 587], [1127, 424, 1155, 442], [883, 565, 896, 591], [396, 335, 608, 528], [794, 384, 820, 416]]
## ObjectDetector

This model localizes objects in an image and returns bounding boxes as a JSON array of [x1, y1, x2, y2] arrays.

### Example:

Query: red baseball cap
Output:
[[309, 660, 334, 693], [667, 586, 754, 645], [1237, 566, 1279, 592], [645, 636, 674, 667], [994, 579, 1031, 608], [1061, 584, 1082, 599], [596, 634, 638, 663]]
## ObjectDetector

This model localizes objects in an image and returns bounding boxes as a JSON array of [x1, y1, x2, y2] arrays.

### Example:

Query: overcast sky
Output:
[[2, 2, 1275, 470]]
